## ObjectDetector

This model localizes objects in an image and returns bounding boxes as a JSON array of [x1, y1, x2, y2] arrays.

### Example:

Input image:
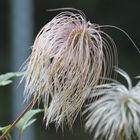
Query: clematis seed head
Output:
[[23, 8, 117, 129], [84, 68, 140, 140]]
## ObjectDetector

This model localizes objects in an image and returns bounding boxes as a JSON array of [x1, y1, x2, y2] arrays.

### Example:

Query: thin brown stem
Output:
[[117, 127, 125, 140], [0, 96, 38, 140]]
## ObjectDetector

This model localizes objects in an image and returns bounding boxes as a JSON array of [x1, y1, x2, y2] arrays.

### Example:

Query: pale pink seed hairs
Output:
[[23, 8, 118, 128]]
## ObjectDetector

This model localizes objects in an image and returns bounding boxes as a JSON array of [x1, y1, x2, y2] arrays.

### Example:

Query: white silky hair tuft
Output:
[[84, 68, 140, 140], [23, 8, 117, 129]]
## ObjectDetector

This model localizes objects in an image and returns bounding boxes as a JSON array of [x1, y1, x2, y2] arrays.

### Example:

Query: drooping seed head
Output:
[[84, 68, 140, 140], [23, 8, 117, 129]]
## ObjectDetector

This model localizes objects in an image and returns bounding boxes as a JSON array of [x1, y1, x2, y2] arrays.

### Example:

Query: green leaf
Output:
[[0, 72, 23, 86], [16, 109, 44, 133], [0, 125, 11, 133], [0, 125, 12, 140], [23, 119, 37, 130]]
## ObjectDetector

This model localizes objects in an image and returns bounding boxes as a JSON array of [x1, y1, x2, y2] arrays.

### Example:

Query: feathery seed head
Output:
[[84, 68, 140, 140], [23, 8, 117, 128]]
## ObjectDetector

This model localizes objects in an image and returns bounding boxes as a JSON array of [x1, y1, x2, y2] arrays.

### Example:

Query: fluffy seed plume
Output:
[[23, 8, 117, 128], [84, 67, 140, 140]]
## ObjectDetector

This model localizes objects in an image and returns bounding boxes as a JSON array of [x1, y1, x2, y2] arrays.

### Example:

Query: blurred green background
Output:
[[0, 0, 140, 140]]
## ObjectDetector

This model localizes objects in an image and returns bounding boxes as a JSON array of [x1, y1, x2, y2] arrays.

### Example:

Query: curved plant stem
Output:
[[0, 96, 38, 140], [117, 127, 125, 140]]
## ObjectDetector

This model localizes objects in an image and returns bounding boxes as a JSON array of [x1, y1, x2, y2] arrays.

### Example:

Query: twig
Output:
[[117, 127, 125, 140], [0, 96, 38, 140]]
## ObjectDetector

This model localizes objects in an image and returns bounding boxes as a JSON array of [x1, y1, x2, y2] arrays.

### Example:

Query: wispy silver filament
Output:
[[23, 9, 117, 129], [84, 68, 140, 140]]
